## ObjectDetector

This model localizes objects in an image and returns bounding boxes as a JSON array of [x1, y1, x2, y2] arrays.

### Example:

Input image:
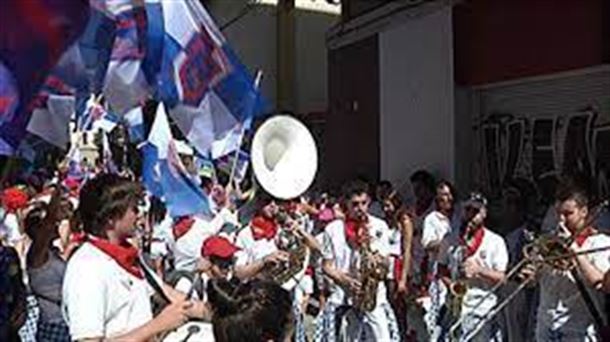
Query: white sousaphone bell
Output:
[[251, 115, 318, 200], [250, 115, 317, 291]]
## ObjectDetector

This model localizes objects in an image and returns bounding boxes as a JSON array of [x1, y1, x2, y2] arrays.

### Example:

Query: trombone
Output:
[[461, 243, 610, 342], [452, 200, 609, 341]]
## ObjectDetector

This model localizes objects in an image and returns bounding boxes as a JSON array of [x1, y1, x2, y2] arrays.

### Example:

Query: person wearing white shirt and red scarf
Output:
[[441, 192, 508, 342], [171, 214, 219, 272], [62, 174, 210, 342], [520, 185, 610, 342], [234, 192, 320, 342], [315, 180, 399, 342]]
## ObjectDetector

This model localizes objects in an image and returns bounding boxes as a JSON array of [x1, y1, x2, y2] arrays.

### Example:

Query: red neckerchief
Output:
[[461, 226, 485, 258], [89, 237, 143, 279], [70, 231, 86, 244], [173, 216, 195, 240], [574, 226, 594, 247], [251, 216, 277, 240], [344, 218, 368, 248]]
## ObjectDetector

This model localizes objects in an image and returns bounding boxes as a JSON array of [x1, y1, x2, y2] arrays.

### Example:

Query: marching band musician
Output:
[[315, 180, 399, 342], [233, 191, 321, 342], [519, 185, 610, 341], [441, 192, 508, 342], [62, 174, 211, 342]]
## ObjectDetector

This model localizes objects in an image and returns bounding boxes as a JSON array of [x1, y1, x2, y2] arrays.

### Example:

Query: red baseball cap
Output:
[[201, 236, 240, 259]]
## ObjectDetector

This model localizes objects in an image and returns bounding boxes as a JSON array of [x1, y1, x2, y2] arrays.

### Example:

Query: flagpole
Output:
[[228, 70, 262, 187]]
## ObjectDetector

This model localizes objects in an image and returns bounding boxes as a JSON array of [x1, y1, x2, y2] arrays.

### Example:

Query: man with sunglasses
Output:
[[440, 192, 508, 342]]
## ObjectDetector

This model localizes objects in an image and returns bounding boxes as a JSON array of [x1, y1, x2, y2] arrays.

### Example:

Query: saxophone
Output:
[[352, 216, 389, 312], [448, 244, 467, 319]]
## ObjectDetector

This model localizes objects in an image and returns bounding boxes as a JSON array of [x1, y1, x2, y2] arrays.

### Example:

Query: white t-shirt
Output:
[[234, 225, 278, 266], [62, 243, 153, 340], [536, 233, 610, 340], [422, 210, 460, 250], [172, 217, 219, 272], [150, 215, 174, 259], [3, 212, 24, 247], [443, 228, 509, 317], [321, 215, 392, 307]]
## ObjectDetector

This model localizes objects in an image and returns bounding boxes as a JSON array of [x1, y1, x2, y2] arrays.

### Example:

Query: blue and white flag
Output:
[[215, 149, 250, 184], [124, 106, 145, 143], [155, 0, 266, 156], [142, 103, 211, 218], [100, 0, 150, 115]]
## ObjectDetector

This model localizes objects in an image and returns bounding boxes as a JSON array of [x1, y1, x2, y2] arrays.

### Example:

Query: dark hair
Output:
[[24, 202, 48, 239], [207, 278, 293, 342], [410, 169, 435, 191], [436, 179, 456, 198], [555, 182, 589, 208], [77, 173, 142, 237], [383, 192, 412, 226], [148, 196, 167, 227], [342, 179, 369, 200]]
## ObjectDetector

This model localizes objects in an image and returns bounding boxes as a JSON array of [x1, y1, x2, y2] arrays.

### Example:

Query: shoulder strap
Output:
[[570, 268, 607, 332], [137, 254, 171, 303]]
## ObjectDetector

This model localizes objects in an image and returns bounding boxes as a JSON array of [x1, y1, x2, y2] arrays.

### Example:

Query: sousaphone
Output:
[[251, 115, 318, 290], [251, 115, 318, 200]]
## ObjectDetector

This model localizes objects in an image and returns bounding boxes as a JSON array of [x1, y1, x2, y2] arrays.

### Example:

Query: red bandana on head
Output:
[[173, 216, 195, 240], [251, 216, 277, 240], [89, 237, 143, 279], [461, 226, 485, 258]]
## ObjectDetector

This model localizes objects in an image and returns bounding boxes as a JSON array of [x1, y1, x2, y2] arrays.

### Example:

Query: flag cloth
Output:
[[101, 0, 150, 115], [0, 0, 89, 155], [215, 150, 250, 184], [142, 103, 211, 218], [155, 0, 266, 157], [124, 106, 145, 142]]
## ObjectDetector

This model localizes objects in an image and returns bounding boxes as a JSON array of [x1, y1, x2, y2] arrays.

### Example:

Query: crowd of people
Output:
[[1, 156, 610, 342]]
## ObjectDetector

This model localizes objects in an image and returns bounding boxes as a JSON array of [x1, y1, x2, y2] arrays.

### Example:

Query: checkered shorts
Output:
[[18, 295, 39, 342], [313, 303, 338, 342], [37, 320, 71, 342]]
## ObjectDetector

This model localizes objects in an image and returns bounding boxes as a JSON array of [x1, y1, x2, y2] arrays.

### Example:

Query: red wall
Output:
[[454, 0, 608, 85]]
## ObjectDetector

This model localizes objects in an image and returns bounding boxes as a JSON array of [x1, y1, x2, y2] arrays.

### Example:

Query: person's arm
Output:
[[470, 260, 506, 285], [463, 236, 508, 285], [322, 258, 360, 293], [293, 222, 322, 254], [571, 237, 608, 289], [76, 299, 194, 342], [233, 250, 290, 280], [28, 189, 63, 268], [398, 213, 413, 293]]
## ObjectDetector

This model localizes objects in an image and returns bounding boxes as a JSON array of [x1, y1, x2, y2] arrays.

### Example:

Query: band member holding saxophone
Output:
[[441, 192, 508, 342], [315, 180, 399, 341], [519, 185, 610, 341]]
